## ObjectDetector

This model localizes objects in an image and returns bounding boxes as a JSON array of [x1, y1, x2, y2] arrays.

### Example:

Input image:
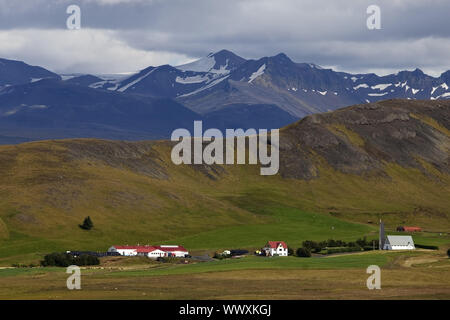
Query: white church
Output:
[[379, 220, 415, 250]]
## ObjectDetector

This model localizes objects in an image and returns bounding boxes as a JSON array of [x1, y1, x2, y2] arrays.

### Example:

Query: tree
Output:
[[447, 248, 450, 258], [79, 216, 94, 230], [296, 247, 311, 257], [302, 240, 324, 253], [287, 247, 294, 256]]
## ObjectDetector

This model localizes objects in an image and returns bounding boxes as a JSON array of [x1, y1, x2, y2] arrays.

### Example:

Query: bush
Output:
[[356, 237, 369, 248], [447, 249, 450, 258], [415, 244, 439, 250], [296, 247, 311, 257], [41, 252, 99, 267], [302, 241, 323, 253], [326, 246, 362, 255], [79, 216, 94, 230], [287, 247, 294, 256], [157, 257, 179, 263]]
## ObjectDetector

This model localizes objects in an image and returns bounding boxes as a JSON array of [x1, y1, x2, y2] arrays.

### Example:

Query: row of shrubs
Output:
[[41, 252, 100, 267], [302, 237, 377, 252], [415, 244, 439, 250], [296, 237, 377, 256]]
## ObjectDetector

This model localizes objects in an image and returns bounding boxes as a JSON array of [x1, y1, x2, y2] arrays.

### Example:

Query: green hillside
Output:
[[0, 99, 449, 264]]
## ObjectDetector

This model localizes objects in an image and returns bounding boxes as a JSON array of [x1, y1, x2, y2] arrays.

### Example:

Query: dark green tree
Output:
[[79, 216, 94, 230], [296, 247, 311, 257], [447, 248, 450, 258]]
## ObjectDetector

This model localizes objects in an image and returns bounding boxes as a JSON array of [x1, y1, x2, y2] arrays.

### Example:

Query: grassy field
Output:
[[1, 148, 449, 266], [0, 137, 449, 299], [0, 249, 449, 300]]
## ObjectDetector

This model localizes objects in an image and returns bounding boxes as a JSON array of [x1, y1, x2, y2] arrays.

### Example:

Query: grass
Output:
[[105, 252, 392, 277], [0, 139, 449, 266], [172, 206, 373, 250], [0, 250, 449, 300]]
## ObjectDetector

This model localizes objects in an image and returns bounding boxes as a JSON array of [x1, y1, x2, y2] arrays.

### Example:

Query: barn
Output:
[[396, 226, 422, 232], [383, 235, 415, 250]]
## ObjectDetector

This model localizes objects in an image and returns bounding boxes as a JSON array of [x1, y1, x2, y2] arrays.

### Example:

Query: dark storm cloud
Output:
[[0, 0, 449, 75]]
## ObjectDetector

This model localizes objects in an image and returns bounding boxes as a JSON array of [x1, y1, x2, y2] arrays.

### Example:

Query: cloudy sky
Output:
[[0, 0, 449, 76]]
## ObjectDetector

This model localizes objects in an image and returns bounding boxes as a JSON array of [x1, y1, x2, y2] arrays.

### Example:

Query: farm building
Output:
[[396, 226, 422, 232], [155, 245, 189, 258], [108, 245, 189, 258], [136, 247, 167, 258], [383, 235, 415, 250], [107, 245, 143, 256], [262, 241, 288, 256]]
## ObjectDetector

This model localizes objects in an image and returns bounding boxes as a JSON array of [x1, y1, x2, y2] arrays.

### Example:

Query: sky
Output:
[[0, 0, 449, 76]]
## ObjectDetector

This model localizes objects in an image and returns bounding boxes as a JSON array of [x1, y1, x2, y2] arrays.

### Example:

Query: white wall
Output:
[[384, 244, 415, 250]]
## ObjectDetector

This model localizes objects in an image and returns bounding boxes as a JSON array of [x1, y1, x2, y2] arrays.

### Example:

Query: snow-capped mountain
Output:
[[103, 50, 245, 98], [101, 50, 450, 117], [0, 51, 449, 144], [176, 49, 245, 74]]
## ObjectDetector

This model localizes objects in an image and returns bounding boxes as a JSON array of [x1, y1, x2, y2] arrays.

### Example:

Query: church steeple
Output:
[[379, 219, 385, 250]]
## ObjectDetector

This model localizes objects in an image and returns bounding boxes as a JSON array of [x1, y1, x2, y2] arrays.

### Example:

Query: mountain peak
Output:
[[176, 50, 246, 73], [440, 70, 450, 82], [412, 68, 424, 75], [213, 49, 238, 57], [272, 53, 291, 61]]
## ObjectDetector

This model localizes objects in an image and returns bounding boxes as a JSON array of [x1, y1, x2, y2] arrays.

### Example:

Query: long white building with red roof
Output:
[[108, 245, 189, 258]]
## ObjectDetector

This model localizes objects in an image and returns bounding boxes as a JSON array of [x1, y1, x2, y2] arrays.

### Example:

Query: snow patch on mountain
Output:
[[353, 84, 369, 90], [175, 75, 209, 84], [176, 55, 216, 73], [371, 84, 391, 90], [248, 64, 266, 83], [118, 68, 157, 92], [179, 75, 230, 97]]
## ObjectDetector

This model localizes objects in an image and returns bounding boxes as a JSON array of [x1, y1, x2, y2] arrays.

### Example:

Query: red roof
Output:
[[136, 247, 158, 253], [403, 226, 422, 232], [154, 245, 188, 252], [112, 245, 152, 250], [267, 241, 287, 249]]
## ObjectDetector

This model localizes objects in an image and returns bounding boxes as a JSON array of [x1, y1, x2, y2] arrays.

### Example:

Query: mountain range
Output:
[[0, 50, 449, 143]]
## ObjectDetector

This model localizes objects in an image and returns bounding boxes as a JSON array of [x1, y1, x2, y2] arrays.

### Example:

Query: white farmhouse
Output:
[[262, 241, 288, 256], [383, 235, 415, 250]]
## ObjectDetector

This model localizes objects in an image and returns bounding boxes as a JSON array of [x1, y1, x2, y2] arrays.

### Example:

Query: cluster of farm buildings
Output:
[[106, 224, 420, 259], [108, 245, 189, 258]]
